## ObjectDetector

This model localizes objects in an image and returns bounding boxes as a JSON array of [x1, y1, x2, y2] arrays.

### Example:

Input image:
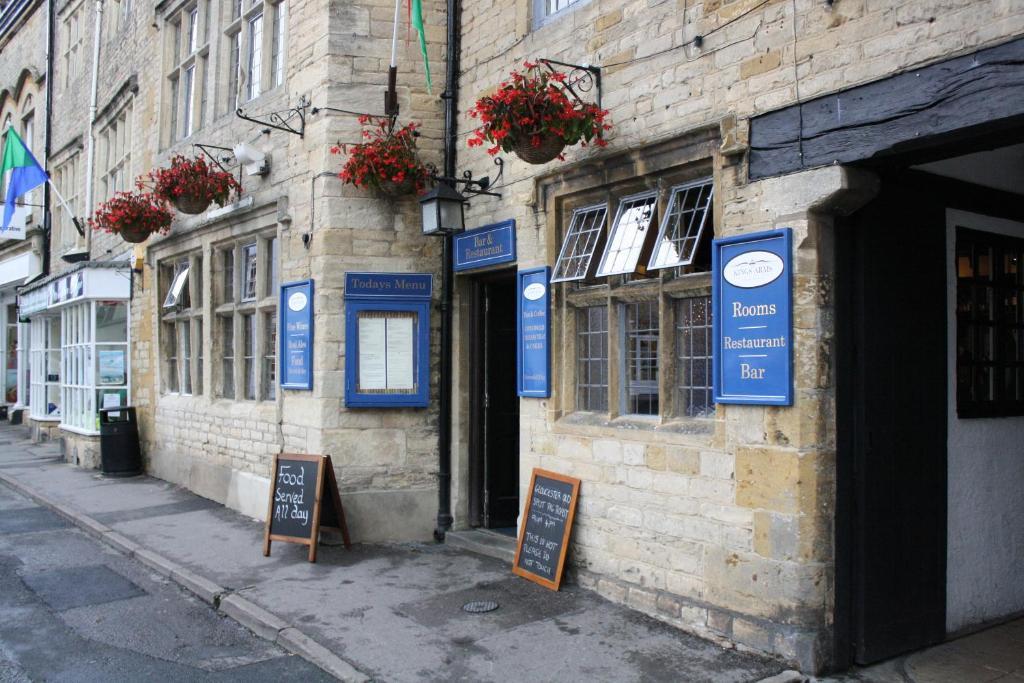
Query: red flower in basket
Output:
[[467, 61, 611, 164], [332, 117, 429, 197], [88, 191, 174, 243], [144, 154, 241, 214]]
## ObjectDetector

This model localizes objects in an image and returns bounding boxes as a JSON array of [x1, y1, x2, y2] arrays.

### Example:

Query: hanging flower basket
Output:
[[119, 222, 156, 243], [172, 193, 212, 215], [145, 154, 241, 213], [88, 191, 173, 244], [333, 116, 429, 197], [512, 133, 566, 165], [468, 61, 611, 165]]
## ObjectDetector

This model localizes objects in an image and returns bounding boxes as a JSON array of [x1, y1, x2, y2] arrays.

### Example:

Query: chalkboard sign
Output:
[[512, 469, 581, 591], [262, 454, 350, 562]]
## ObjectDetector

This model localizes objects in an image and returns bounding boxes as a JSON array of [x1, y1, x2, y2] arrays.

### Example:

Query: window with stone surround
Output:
[[61, 2, 85, 90], [160, 254, 203, 395], [214, 234, 278, 401], [554, 169, 716, 421], [164, 0, 210, 144], [53, 153, 82, 252], [533, 0, 589, 26], [224, 0, 286, 109], [98, 104, 133, 201], [955, 227, 1024, 417]]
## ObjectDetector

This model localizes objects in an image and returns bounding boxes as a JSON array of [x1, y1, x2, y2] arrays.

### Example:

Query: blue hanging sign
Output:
[[280, 279, 314, 390], [517, 266, 551, 398], [712, 228, 793, 405], [453, 220, 516, 272]]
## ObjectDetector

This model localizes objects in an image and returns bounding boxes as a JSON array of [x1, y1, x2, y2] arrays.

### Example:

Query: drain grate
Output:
[[462, 600, 499, 614]]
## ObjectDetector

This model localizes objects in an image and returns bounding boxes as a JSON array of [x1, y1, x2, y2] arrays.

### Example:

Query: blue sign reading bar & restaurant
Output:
[[712, 228, 793, 405], [517, 267, 551, 397], [280, 279, 314, 390], [453, 220, 516, 272]]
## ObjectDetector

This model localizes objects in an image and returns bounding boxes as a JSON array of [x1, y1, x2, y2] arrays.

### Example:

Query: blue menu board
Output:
[[712, 229, 793, 405], [517, 267, 551, 398], [280, 280, 314, 390]]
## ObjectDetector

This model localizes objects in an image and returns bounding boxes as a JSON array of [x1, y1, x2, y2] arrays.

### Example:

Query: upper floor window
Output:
[[166, 0, 210, 144], [107, 0, 132, 36], [956, 227, 1024, 417], [534, 0, 588, 27], [225, 0, 285, 109], [61, 2, 85, 90], [98, 104, 133, 201], [53, 153, 82, 251]]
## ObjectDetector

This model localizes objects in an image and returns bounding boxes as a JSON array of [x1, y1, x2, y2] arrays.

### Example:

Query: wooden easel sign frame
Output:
[[263, 453, 351, 562], [512, 468, 581, 591]]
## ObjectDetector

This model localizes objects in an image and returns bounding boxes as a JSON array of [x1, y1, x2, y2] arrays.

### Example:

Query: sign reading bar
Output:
[[280, 280, 314, 390], [712, 228, 793, 405], [263, 453, 350, 562], [344, 272, 431, 407], [516, 267, 551, 398], [453, 220, 516, 272], [513, 468, 581, 591]]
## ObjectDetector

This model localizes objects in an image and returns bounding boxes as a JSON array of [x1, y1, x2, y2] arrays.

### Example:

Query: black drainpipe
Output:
[[42, 0, 56, 277], [434, 0, 460, 542]]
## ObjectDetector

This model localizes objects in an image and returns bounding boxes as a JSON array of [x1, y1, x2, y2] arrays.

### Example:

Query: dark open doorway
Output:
[[468, 270, 520, 532]]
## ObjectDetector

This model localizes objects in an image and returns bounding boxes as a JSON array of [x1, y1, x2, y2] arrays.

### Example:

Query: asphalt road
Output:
[[0, 479, 335, 682]]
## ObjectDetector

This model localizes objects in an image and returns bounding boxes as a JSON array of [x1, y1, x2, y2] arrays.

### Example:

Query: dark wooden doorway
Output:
[[835, 173, 948, 666], [468, 270, 520, 531]]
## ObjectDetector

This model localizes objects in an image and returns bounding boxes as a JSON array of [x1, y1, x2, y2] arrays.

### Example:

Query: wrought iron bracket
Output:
[[426, 157, 504, 199], [540, 58, 602, 110], [193, 143, 236, 175], [236, 95, 309, 137]]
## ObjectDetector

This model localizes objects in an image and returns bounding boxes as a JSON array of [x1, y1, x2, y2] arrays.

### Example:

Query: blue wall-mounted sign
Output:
[[517, 266, 551, 398], [280, 279, 314, 390], [344, 272, 432, 408], [344, 272, 432, 299], [712, 228, 793, 406], [453, 220, 516, 272]]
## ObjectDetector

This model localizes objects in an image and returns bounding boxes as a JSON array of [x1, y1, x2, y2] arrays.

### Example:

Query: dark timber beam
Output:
[[749, 36, 1024, 180]]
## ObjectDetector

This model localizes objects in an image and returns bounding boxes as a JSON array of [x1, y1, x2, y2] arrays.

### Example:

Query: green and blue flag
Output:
[[1, 128, 48, 232]]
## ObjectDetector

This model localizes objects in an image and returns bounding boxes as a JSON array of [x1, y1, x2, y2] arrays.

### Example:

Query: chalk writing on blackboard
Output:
[[513, 469, 581, 590]]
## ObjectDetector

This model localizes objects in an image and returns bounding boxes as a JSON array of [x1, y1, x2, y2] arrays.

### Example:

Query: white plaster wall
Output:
[[946, 208, 1024, 633]]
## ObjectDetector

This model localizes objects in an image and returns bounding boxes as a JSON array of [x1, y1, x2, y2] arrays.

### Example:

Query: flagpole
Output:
[[385, 0, 401, 117]]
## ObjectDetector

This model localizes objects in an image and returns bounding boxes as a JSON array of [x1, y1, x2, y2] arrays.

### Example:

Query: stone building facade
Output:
[[5, 0, 1024, 675]]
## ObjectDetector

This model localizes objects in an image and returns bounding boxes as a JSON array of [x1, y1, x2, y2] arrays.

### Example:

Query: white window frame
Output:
[[647, 178, 715, 271], [160, 254, 203, 396], [533, 0, 589, 28], [53, 153, 83, 251], [551, 203, 608, 283], [595, 190, 659, 278], [225, 0, 285, 108], [29, 316, 61, 421], [61, 2, 85, 90], [98, 105, 133, 201]]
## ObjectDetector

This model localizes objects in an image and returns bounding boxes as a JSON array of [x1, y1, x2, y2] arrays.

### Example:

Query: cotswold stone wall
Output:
[[454, 0, 1024, 671]]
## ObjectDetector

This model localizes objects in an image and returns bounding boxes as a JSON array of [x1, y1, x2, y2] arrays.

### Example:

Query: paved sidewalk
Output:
[[0, 424, 784, 683]]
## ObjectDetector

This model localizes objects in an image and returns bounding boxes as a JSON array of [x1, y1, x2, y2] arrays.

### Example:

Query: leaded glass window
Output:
[[596, 192, 658, 278], [649, 179, 714, 270], [551, 204, 607, 283]]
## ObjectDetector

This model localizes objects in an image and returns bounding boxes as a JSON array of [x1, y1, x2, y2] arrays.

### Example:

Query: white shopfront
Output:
[[0, 251, 40, 413], [19, 264, 131, 435]]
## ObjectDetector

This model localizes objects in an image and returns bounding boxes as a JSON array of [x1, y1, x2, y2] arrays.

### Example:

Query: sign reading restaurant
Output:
[[712, 228, 793, 405]]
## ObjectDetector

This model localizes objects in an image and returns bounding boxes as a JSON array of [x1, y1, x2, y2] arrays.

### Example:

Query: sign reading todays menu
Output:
[[280, 280, 314, 390], [512, 469, 581, 591], [517, 267, 551, 398], [712, 228, 793, 405], [263, 454, 350, 563]]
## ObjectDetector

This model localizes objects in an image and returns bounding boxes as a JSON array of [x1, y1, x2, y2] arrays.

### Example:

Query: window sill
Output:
[[59, 424, 100, 437], [553, 410, 716, 444]]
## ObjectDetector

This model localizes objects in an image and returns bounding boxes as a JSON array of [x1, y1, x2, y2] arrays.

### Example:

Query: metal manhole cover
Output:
[[462, 600, 499, 614]]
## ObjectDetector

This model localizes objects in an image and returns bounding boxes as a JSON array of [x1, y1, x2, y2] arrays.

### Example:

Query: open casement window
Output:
[[648, 179, 714, 271], [551, 204, 608, 283], [163, 261, 191, 308], [595, 191, 658, 278]]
